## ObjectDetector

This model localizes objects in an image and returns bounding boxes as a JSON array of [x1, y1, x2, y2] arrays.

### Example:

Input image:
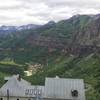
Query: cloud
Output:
[[0, 0, 100, 25]]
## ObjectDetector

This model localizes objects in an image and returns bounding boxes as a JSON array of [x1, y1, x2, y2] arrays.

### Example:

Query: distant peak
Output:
[[47, 21, 56, 25]]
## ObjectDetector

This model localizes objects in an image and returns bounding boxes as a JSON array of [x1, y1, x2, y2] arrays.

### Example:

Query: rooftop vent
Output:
[[71, 90, 78, 97]]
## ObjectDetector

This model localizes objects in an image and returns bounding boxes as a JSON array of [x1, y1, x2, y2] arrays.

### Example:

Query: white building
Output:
[[0, 75, 85, 100]]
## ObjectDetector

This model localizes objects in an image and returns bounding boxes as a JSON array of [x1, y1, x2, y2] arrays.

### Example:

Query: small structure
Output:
[[0, 75, 85, 100]]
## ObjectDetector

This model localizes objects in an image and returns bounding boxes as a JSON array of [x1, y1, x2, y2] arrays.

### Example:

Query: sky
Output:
[[0, 0, 100, 26]]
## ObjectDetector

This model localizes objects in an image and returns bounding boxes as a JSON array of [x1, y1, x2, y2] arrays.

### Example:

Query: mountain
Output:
[[0, 14, 100, 100], [16, 24, 41, 31], [2, 14, 100, 48], [0, 24, 41, 37], [26, 14, 100, 53], [7, 14, 99, 55]]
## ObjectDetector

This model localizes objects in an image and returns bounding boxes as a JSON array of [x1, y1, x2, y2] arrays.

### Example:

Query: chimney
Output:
[[55, 76, 59, 79], [17, 75, 21, 81]]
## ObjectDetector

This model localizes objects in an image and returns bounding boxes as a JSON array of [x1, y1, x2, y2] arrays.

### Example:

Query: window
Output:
[[0, 98, 3, 100], [71, 90, 78, 97]]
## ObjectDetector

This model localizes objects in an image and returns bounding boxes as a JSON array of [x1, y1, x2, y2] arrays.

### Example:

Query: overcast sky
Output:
[[0, 0, 100, 26]]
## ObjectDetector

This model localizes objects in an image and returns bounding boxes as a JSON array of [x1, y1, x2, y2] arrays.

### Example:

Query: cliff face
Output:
[[22, 14, 100, 55], [1, 14, 100, 54], [74, 14, 100, 46]]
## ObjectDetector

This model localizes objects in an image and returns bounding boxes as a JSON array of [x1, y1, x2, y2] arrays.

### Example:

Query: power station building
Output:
[[0, 75, 85, 100]]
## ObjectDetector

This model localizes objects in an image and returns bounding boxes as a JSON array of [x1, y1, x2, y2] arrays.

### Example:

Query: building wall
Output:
[[44, 98, 81, 100], [0, 97, 81, 100], [0, 97, 35, 100], [45, 78, 85, 100]]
